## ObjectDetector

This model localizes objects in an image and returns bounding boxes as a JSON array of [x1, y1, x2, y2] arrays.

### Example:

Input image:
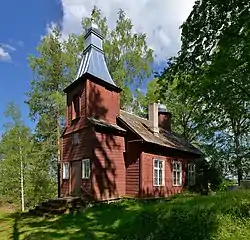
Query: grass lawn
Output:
[[1, 190, 250, 240]]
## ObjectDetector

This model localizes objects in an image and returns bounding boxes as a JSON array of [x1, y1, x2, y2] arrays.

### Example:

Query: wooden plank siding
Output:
[[66, 81, 86, 127], [61, 77, 200, 200], [61, 126, 94, 197], [86, 79, 120, 124], [92, 132, 126, 200], [62, 78, 124, 200], [139, 143, 197, 198], [141, 152, 187, 197], [125, 141, 141, 197]]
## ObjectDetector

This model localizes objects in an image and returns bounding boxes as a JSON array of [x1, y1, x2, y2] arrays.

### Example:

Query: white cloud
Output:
[[0, 46, 11, 62], [60, 0, 195, 61], [1, 44, 16, 52], [0, 43, 16, 62], [8, 39, 25, 47]]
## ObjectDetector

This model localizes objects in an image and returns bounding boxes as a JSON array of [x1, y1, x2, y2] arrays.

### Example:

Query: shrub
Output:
[[218, 179, 237, 192]]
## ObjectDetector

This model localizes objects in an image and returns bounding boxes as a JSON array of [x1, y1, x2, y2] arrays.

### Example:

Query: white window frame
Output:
[[73, 132, 79, 145], [62, 162, 69, 180], [188, 164, 196, 186], [172, 161, 182, 186], [82, 159, 90, 179], [153, 159, 165, 186]]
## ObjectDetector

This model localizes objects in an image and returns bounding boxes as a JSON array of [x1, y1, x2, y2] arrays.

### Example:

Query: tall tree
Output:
[[27, 26, 74, 197], [158, 0, 250, 183], [27, 7, 153, 197], [82, 7, 153, 108], [141, 78, 208, 145], [0, 103, 32, 210]]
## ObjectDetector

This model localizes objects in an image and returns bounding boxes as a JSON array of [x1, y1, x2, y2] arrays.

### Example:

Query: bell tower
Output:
[[61, 11, 124, 199], [63, 11, 122, 127]]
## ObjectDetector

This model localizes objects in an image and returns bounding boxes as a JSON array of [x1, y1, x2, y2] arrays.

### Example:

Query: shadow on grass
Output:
[[6, 197, 219, 240], [4, 191, 250, 240], [13, 213, 20, 240]]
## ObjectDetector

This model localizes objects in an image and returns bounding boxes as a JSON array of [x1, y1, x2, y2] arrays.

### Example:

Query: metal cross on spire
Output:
[[91, 8, 96, 22]]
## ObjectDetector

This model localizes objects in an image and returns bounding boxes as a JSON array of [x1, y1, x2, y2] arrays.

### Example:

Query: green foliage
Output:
[[132, 78, 160, 117], [0, 103, 32, 207], [158, 0, 250, 182], [144, 78, 160, 105], [0, 103, 56, 209], [142, 76, 207, 145], [82, 7, 153, 109], [218, 179, 237, 192], [26, 8, 154, 196], [1, 191, 250, 239]]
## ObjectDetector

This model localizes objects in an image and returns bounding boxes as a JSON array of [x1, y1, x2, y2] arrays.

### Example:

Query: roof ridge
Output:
[[118, 109, 201, 155], [120, 109, 148, 121]]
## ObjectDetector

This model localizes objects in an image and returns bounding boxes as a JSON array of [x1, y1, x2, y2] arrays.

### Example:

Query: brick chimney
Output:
[[158, 103, 172, 132], [148, 103, 159, 134]]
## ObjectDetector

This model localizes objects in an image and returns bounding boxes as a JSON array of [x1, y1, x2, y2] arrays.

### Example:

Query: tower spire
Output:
[[64, 10, 120, 93]]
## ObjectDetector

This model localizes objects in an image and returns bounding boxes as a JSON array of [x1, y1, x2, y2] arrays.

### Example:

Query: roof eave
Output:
[[63, 73, 122, 94], [146, 140, 202, 157]]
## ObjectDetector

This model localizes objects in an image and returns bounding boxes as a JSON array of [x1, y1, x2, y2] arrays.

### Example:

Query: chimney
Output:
[[158, 103, 172, 132], [149, 103, 159, 134]]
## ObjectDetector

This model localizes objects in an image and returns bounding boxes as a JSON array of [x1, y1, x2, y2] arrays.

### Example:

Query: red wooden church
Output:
[[61, 20, 201, 201]]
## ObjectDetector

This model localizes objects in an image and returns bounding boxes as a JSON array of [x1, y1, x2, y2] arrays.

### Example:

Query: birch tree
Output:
[[0, 103, 32, 210]]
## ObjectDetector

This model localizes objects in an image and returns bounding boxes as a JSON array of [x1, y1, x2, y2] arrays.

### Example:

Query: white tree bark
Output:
[[19, 135, 25, 211]]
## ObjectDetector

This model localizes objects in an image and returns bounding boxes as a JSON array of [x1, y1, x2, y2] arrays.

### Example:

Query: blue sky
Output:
[[0, 0, 63, 134], [0, 0, 188, 135]]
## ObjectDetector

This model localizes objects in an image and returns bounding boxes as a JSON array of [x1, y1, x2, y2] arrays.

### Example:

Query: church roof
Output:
[[118, 110, 201, 156], [64, 19, 119, 93]]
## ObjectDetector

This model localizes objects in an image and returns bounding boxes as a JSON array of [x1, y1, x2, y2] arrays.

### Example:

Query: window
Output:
[[188, 164, 196, 186], [62, 163, 69, 180], [82, 159, 90, 179], [172, 161, 182, 186], [153, 159, 165, 186], [72, 94, 80, 119], [73, 132, 79, 145]]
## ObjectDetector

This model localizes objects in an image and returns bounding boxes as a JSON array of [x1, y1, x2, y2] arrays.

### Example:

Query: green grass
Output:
[[1, 190, 250, 240]]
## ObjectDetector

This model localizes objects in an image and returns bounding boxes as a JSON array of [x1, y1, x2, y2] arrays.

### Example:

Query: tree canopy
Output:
[[158, 0, 250, 183]]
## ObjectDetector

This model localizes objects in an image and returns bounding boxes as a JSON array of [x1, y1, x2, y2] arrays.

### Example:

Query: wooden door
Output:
[[71, 161, 82, 196]]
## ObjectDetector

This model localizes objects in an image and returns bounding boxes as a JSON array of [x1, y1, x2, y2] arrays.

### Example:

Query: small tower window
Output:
[[73, 132, 79, 145], [72, 94, 80, 120], [62, 163, 69, 180]]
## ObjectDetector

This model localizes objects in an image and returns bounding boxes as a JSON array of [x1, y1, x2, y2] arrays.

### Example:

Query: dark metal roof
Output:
[[67, 20, 117, 90], [63, 20, 119, 93], [158, 103, 168, 113], [118, 110, 201, 155]]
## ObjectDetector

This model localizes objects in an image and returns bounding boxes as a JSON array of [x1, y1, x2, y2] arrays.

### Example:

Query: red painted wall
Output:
[[92, 132, 126, 200], [61, 77, 122, 199], [86, 79, 120, 124], [61, 179, 70, 196], [117, 120, 142, 197], [125, 141, 141, 197], [61, 126, 94, 197], [66, 81, 86, 127], [141, 152, 188, 197], [62, 77, 199, 200]]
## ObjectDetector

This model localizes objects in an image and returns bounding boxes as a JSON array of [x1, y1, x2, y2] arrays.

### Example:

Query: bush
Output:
[[218, 179, 236, 192]]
